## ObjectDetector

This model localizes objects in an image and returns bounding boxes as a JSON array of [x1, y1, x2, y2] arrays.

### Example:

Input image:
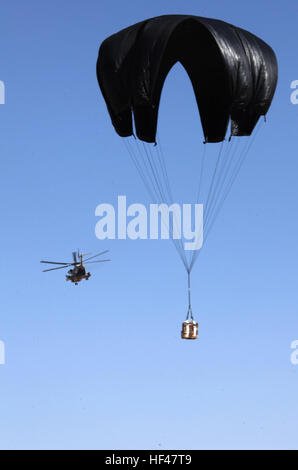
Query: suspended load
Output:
[[181, 320, 199, 340], [97, 15, 278, 339]]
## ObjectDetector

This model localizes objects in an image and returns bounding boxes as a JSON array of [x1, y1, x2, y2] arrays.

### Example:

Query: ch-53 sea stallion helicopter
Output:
[[40, 250, 110, 285]]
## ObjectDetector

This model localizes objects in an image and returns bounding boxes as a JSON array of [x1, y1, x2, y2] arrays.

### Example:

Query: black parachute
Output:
[[96, 15, 278, 325], [97, 15, 277, 143]]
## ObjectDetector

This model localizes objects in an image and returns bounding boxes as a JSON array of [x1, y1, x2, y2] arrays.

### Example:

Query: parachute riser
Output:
[[186, 271, 193, 321], [181, 271, 198, 341]]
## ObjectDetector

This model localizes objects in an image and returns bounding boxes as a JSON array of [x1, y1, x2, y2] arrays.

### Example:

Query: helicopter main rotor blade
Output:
[[40, 261, 70, 265], [42, 264, 73, 272], [84, 250, 109, 262], [85, 259, 111, 265]]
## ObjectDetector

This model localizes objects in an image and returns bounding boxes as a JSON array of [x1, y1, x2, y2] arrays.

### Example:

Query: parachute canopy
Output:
[[97, 15, 278, 143]]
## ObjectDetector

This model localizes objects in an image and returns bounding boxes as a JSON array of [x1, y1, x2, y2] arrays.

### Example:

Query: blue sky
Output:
[[0, 0, 298, 450]]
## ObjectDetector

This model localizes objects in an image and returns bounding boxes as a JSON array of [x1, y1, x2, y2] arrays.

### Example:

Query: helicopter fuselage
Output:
[[66, 265, 91, 284]]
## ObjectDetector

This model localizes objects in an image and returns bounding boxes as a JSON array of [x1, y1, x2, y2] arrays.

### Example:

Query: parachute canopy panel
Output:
[[97, 14, 278, 143]]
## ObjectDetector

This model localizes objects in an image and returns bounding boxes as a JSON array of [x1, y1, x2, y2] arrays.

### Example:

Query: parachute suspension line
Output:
[[137, 138, 163, 202], [203, 138, 238, 233], [142, 142, 165, 201], [189, 139, 240, 270], [204, 139, 234, 218], [124, 135, 189, 271], [204, 120, 263, 243], [204, 138, 246, 237], [124, 120, 261, 275], [154, 134, 189, 267], [206, 139, 235, 207], [156, 139, 188, 270], [185, 143, 207, 268], [156, 132, 174, 204], [153, 142, 187, 269], [189, 122, 261, 272], [123, 138, 157, 202], [190, 139, 236, 270], [204, 141, 225, 214], [189, 141, 225, 272], [144, 141, 188, 268], [143, 136, 189, 271], [153, 136, 188, 261], [124, 137, 170, 207], [196, 143, 207, 206]]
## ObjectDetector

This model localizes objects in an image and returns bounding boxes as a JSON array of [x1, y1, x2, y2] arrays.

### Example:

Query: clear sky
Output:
[[0, 0, 298, 450]]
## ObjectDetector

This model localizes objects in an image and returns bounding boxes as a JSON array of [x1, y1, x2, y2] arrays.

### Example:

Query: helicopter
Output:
[[40, 250, 110, 285]]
